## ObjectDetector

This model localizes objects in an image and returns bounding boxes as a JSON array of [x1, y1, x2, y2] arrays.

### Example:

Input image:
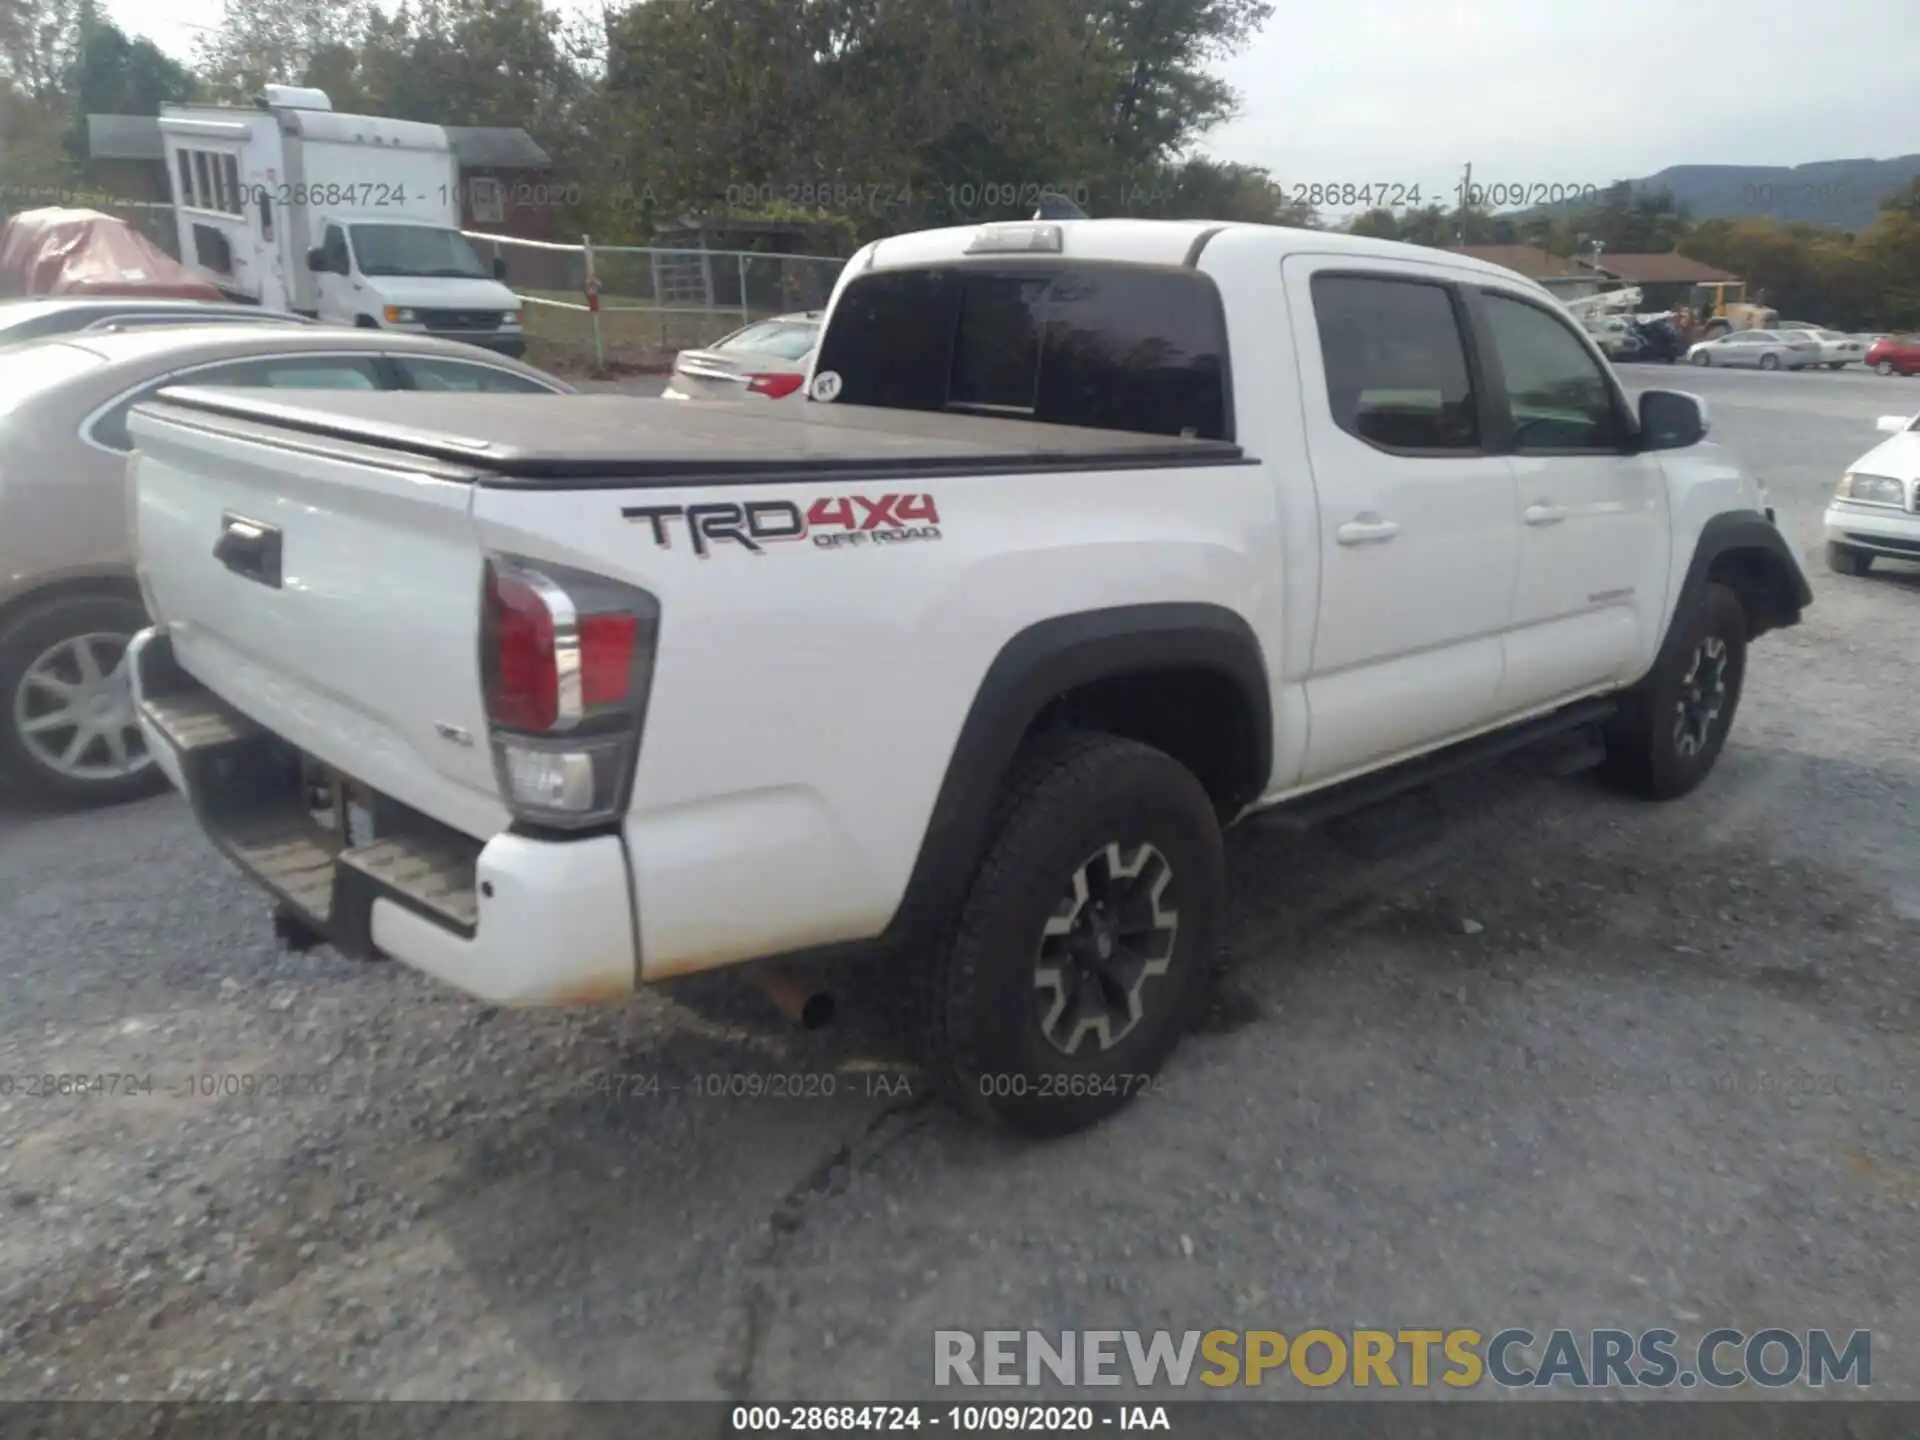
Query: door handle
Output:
[[214, 512, 283, 589], [1336, 516, 1400, 546], [1524, 502, 1568, 526]]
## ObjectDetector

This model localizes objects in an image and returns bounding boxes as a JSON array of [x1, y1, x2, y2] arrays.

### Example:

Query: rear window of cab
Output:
[[813, 262, 1232, 441]]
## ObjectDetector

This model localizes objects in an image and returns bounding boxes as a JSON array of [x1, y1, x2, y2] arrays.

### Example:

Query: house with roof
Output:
[[1444, 242, 1745, 313], [85, 113, 556, 240], [1442, 245, 1606, 300], [1576, 251, 1746, 313]]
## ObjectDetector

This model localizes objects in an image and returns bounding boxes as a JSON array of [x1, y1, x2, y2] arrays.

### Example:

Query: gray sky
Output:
[[108, 0, 1920, 193]]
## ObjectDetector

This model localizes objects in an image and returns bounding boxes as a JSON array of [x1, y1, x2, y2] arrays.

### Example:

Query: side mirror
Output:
[[1877, 415, 1910, 434], [305, 247, 328, 273], [1638, 389, 1708, 451], [492, 256, 508, 280]]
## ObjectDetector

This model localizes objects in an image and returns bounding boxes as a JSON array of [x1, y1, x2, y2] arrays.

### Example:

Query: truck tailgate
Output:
[[129, 397, 509, 840]]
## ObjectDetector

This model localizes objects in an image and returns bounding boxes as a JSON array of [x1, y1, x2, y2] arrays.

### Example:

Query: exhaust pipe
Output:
[[755, 964, 835, 1030]]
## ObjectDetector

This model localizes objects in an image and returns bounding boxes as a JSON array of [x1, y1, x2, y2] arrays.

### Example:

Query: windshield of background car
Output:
[[0, 341, 109, 415], [349, 225, 489, 279], [814, 262, 1231, 440], [717, 320, 819, 361]]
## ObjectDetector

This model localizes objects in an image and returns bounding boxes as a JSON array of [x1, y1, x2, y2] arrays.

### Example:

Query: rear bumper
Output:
[[129, 626, 636, 1006]]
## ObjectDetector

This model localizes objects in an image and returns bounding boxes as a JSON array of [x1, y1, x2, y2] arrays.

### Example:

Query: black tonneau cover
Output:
[[139, 387, 1247, 486]]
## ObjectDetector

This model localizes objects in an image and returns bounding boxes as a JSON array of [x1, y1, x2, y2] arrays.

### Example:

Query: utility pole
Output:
[[1457, 162, 1472, 244]]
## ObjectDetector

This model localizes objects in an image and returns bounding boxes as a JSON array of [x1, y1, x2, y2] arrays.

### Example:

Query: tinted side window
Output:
[[322, 227, 349, 271], [1479, 293, 1623, 451], [92, 356, 383, 451], [393, 357, 558, 393], [1312, 275, 1479, 451], [814, 264, 1230, 440]]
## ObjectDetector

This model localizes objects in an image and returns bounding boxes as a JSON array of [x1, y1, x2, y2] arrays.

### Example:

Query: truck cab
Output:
[[159, 87, 524, 355], [305, 214, 523, 356]]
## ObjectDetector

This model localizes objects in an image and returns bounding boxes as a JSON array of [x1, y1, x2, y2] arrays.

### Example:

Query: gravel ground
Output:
[[0, 367, 1915, 1405]]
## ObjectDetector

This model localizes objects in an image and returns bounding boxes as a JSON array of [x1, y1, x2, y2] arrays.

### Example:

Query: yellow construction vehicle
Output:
[[1690, 281, 1777, 338]]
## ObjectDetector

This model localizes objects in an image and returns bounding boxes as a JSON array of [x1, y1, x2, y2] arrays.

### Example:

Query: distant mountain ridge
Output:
[[1626, 156, 1920, 230]]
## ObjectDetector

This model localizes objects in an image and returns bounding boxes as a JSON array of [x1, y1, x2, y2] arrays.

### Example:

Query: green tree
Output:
[[192, 0, 376, 100], [63, 19, 198, 162]]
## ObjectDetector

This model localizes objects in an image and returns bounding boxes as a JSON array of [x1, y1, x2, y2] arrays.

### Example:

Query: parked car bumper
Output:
[[128, 626, 638, 1007], [1823, 501, 1920, 560]]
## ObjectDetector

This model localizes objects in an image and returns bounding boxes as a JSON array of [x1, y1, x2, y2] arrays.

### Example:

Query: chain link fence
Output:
[[465, 232, 848, 375]]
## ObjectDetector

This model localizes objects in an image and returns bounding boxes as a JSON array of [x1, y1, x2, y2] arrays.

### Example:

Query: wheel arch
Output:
[[1668, 511, 1811, 658], [0, 570, 145, 641], [884, 602, 1272, 947]]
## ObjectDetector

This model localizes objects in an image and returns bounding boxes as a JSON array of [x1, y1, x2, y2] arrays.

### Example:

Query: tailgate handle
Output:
[[214, 513, 282, 589]]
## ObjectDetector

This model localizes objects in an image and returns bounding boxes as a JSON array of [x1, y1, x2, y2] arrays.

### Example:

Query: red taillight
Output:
[[479, 555, 660, 829], [485, 564, 558, 731], [746, 372, 805, 399], [483, 560, 643, 734], [579, 613, 639, 708]]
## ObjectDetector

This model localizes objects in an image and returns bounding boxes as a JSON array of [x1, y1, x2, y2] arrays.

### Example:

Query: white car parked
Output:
[[1825, 410, 1920, 574], [662, 311, 821, 404], [1781, 328, 1868, 370], [1686, 330, 1822, 370]]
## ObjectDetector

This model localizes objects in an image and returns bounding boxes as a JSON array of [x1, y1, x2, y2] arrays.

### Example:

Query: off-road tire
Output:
[[913, 731, 1223, 1138], [0, 592, 164, 806], [1599, 582, 1748, 801], [1826, 542, 1873, 577]]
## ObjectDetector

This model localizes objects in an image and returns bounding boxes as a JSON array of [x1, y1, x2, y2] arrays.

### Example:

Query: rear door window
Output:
[[1310, 274, 1480, 452], [390, 357, 561, 393], [813, 263, 1231, 440], [91, 354, 385, 451]]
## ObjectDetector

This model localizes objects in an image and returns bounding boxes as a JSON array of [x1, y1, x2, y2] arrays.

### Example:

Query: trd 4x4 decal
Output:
[[623, 493, 942, 558]]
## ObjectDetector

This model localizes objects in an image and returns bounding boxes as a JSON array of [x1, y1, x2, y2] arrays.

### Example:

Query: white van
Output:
[[159, 86, 525, 356]]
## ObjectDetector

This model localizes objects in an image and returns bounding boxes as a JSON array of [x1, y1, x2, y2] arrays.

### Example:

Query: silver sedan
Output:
[[1686, 330, 1823, 371], [0, 325, 572, 805]]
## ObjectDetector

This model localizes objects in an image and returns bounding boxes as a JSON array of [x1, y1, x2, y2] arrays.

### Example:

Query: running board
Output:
[[1253, 698, 1618, 834]]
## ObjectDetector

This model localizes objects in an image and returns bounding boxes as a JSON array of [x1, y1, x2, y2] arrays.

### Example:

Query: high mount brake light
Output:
[[480, 555, 659, 828]]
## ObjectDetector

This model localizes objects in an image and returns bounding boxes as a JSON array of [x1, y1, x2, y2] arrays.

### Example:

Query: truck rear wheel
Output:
[[914, 731, 1223, 1138], [1599, 582, 1747, 801]]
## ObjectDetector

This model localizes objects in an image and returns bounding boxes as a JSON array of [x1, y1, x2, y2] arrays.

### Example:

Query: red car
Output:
[[1865, 334, 1920, 376]]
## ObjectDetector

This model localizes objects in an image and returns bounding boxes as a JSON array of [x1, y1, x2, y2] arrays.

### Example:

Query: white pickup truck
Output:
[[125, 218, 1811, 1136]]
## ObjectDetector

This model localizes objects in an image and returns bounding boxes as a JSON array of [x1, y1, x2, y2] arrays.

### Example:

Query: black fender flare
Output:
[[1645, 510, 1810, 689], [884, 602, 1272, 944]]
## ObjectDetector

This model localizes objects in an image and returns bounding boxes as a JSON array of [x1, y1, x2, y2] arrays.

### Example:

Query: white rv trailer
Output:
[[158, 86, 525, 355]]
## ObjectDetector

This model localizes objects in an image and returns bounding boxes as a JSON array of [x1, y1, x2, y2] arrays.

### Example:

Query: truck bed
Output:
[[137, 388, 1248, 486]]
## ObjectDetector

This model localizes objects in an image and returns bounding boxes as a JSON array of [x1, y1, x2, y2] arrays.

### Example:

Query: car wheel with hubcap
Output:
[[1826, 541, 1873, 576], [914, 730, 1223, 1137], [1878, 361, 1896, 376], [1759, 353, 1780, 371], [1691, 351, 1711, 366], [1600, 581, 1747, 801], [0, 593, 162, 806]]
